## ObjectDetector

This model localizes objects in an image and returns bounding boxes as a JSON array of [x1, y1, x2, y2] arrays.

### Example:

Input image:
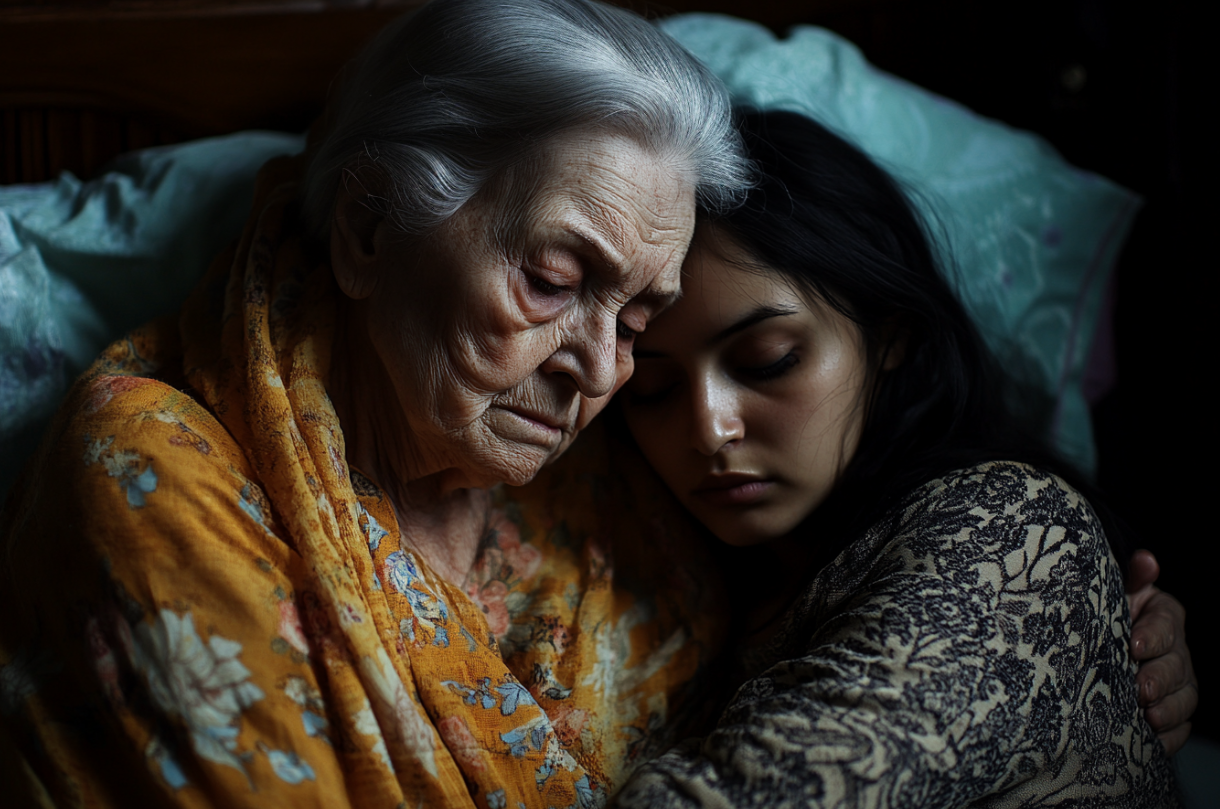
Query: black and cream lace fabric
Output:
[[617, 462, 1178, 808]]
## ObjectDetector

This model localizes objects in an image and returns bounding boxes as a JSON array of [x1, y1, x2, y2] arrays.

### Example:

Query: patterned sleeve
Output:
[[615, 463, 1175, 808]]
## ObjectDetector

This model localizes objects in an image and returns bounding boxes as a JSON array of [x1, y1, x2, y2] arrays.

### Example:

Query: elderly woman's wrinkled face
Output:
[[337, 133, 693, 489]]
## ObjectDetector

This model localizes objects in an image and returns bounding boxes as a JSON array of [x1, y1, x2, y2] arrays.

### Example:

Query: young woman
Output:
[[614, 109, 1179, 806]]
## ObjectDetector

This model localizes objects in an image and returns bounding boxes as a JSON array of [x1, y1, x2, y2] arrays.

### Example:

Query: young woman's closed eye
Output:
[[742, 349, 799, 380]]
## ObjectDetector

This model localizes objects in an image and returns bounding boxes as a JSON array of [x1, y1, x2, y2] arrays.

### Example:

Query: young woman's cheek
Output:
[[609, 354, 634, 398]]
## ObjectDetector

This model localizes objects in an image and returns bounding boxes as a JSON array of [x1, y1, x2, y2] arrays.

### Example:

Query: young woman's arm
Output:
[[615, 462, 1177, 808]]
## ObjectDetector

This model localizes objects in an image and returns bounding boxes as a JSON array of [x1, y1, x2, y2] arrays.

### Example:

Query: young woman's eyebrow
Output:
[[711, 304, 799, 343], [631, 304, 798, 359]]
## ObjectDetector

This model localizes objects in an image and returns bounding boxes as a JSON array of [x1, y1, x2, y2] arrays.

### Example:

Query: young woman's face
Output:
[[621, 230, 873, 547]]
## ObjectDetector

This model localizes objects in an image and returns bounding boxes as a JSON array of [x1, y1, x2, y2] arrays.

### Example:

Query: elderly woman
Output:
[[0, 1, 748, 806]]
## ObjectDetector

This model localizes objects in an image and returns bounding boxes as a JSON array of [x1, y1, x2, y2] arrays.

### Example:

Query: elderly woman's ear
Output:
[[330, 180, 393, 300]]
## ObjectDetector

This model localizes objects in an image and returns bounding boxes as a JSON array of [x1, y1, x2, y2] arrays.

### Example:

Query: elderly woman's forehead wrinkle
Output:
[[573, 167, 692, 242]]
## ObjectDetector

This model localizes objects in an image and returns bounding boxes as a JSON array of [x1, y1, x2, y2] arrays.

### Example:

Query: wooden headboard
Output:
[[1, 2, 409, 183], [0, 0, 918, 185]]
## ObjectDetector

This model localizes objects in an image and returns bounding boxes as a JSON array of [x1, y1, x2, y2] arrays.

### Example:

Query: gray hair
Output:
[[301, 0, 751, 240]]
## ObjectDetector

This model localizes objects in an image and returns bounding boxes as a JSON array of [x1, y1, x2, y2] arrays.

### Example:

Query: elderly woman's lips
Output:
[[490, 406, 567, 446], [692, 475, 773, 506]]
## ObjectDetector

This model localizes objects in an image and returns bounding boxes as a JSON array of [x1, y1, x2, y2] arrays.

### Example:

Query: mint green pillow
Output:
[[661, 14, 1139, 476], [0, 131, 305, 497], [1, 15, 1138, 494]]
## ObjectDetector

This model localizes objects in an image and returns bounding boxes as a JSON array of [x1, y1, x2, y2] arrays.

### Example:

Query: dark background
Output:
[[808, 0, 1217, 743]]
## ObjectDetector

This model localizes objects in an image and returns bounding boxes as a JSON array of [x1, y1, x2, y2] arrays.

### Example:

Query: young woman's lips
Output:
[[692, 474, 773, 507]]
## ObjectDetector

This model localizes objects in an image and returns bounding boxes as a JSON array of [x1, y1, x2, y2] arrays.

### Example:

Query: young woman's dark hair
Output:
[[705, 108, 1126, 566]]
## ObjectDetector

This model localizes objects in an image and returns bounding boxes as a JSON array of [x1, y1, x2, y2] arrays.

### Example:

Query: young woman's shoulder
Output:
[[798, 460, 1105, 628], [640, 460, 1178, 808], [860, 460, 1106, 587], [837, 459, 1120, 647], [900, 459, 1100, 545]]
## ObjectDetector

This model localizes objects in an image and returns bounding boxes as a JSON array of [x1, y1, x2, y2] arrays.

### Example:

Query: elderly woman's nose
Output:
[[543, 314, 620, 398], [691, 378, 744, 456]]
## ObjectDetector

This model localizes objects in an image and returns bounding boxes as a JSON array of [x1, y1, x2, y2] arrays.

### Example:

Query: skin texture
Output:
[[328, 132, 693, 584], [622, 229, 880, 548]]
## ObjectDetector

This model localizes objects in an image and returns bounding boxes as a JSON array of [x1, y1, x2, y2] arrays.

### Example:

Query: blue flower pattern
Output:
[[266, 748, 316, 784], [501, 715, 549, 760], [357, 502, 388, 551], [237, 483, 272, 534], [385, 550, 453, 646], [83, 434, 158, 509]]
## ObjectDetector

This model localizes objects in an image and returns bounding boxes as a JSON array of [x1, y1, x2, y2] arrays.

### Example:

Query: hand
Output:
[[1126, 549, 1198, 755]]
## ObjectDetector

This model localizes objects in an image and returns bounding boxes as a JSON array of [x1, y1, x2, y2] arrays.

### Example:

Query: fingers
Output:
[[1133, 587, 1198, 752], [1144, 680, 1199, 734], [1138, 645, 1196, 711], [1126, 567, 1196, 756], [1127, 583, 1156, 624], [1156, 722, 1192, 757], [1130, 590, 1181, 660], [1126, 549, 1160, 594], [1125, 550, 1160, 621]]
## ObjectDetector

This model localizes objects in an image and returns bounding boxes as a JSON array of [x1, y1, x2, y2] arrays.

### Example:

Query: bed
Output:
[[2, 0, 1214, 781]]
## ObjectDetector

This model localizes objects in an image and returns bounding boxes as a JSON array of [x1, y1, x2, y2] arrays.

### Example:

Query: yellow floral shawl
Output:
[[0, 157, 723, 808]]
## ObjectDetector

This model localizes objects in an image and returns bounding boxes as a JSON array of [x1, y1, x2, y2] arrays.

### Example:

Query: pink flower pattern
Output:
[[549, 704, 589, 748], [84, 376, 148, 415], [277, 600, 311, 656], [437, 715, 486, 775], [464, 508, 543, 640]]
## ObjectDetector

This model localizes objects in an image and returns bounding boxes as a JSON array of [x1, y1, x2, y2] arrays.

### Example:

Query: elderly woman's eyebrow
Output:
[[567, 224, 682, 310], [570, 225, 628, 274], [636, 287, 683, 314]]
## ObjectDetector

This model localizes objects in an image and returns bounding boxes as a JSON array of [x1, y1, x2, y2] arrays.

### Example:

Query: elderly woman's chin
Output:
[[468, 402, 582, 486], [467, 421, 571, 487]]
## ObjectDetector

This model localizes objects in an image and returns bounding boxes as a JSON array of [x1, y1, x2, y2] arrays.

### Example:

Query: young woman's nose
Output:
[[542, 311, 619, 399], [690, 377, 744, 456]]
